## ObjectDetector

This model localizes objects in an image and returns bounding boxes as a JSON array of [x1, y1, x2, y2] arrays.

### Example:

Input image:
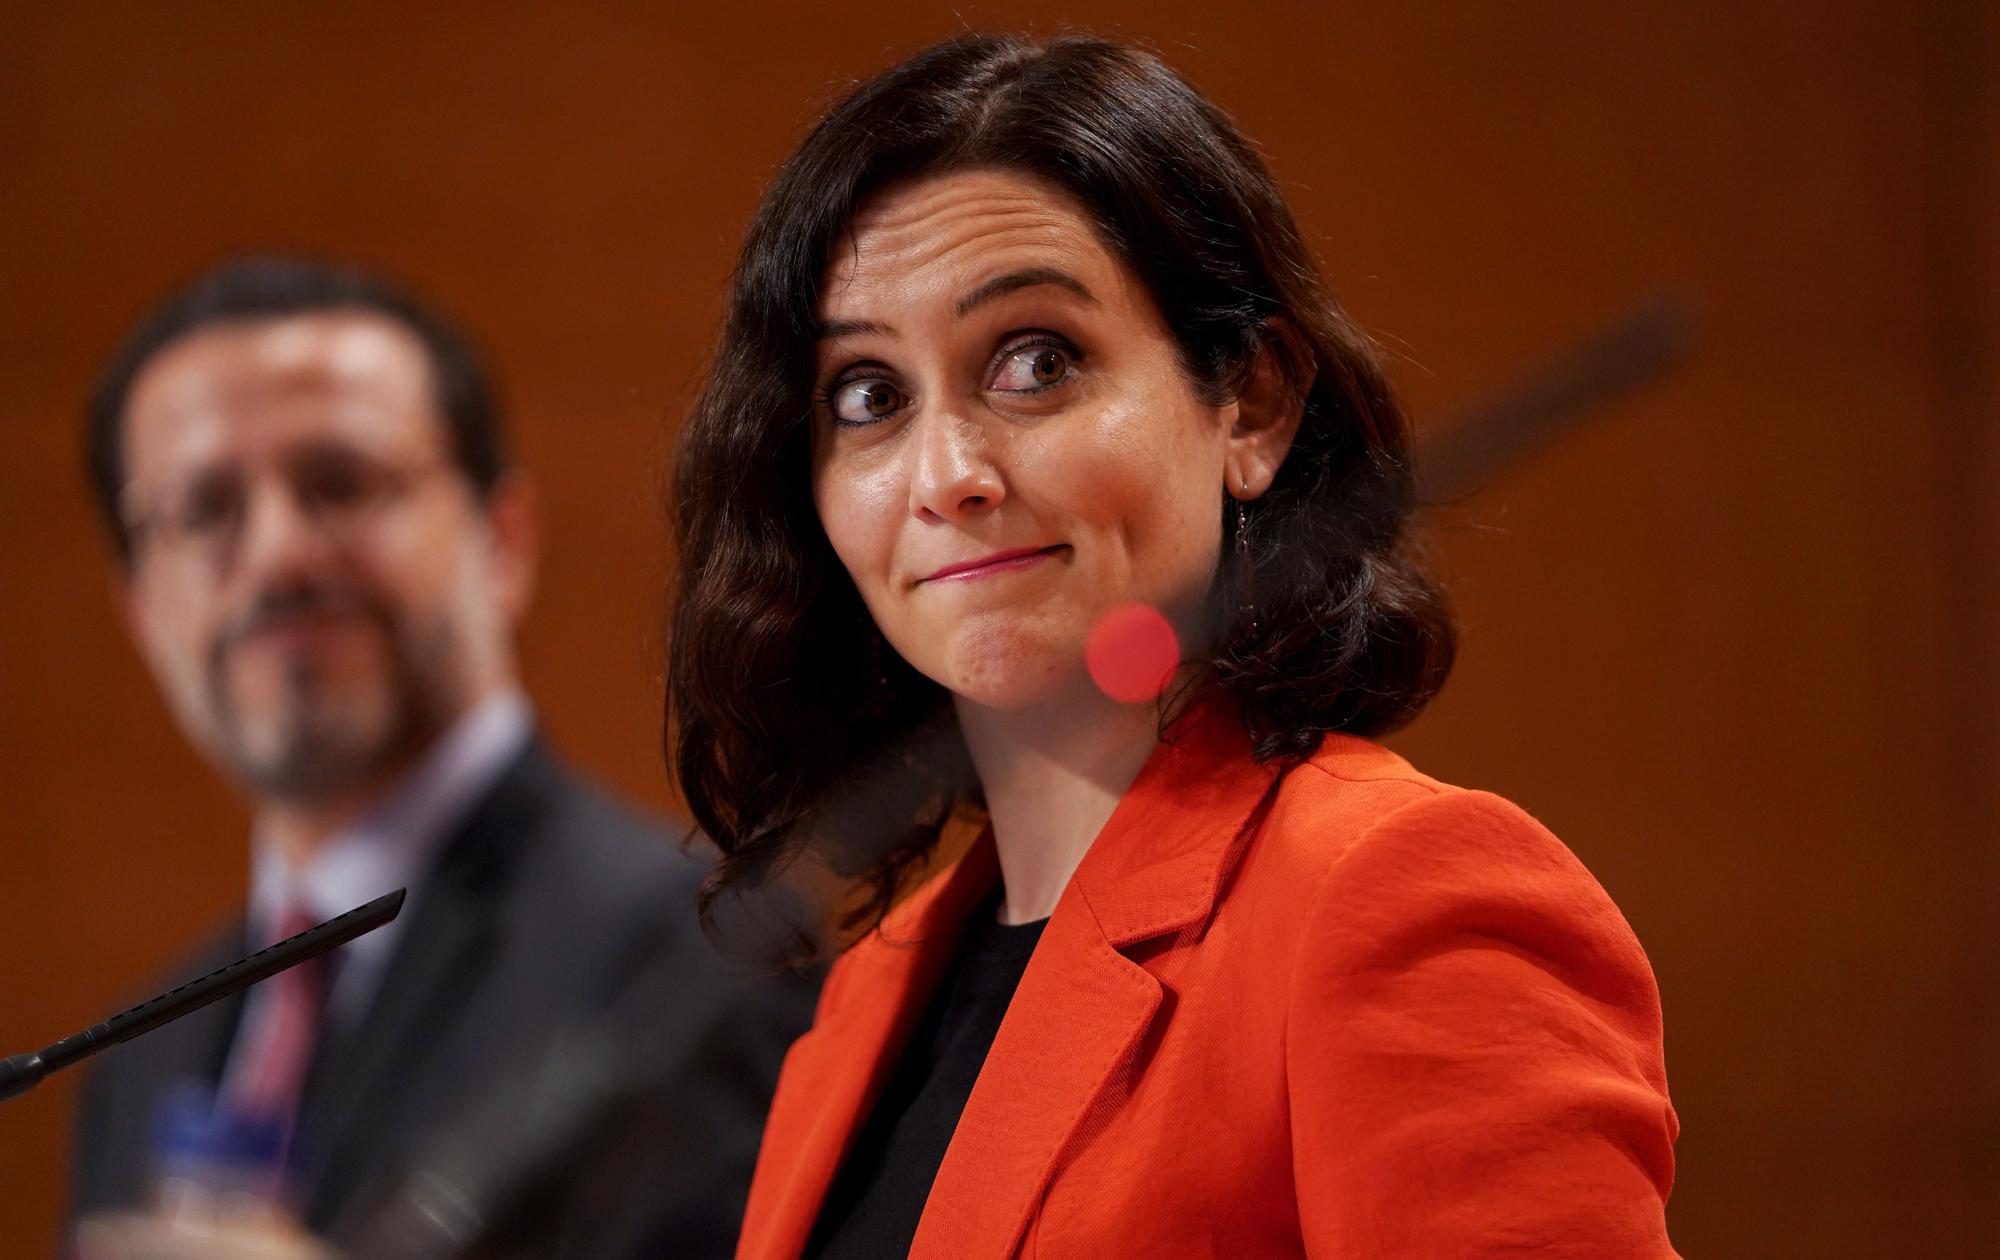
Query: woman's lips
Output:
[[921, 544, 1067, 584]]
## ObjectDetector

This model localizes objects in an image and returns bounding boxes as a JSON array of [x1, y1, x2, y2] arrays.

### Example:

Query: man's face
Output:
[[117, 312, 533, 805]]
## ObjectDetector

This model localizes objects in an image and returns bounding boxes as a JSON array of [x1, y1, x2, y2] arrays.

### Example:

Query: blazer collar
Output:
[[910, 695, 1285, 1257], [1068, 693, 1286, 946], [735, 828, 985, 1257], [825, 690, 1283, 1020], [756, 695, 1288, 1259]]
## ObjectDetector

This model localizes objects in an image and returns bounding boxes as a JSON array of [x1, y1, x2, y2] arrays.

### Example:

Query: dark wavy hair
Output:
[[86, 254, 506, 565], [668, 33, 1454, 947]]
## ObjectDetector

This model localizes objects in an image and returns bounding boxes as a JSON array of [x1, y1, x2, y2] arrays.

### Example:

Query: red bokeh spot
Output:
[[1086, 604, 1180, 704]]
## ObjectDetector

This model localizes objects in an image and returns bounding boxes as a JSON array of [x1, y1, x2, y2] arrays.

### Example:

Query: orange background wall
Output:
[[2, 4, 1994, 1256]]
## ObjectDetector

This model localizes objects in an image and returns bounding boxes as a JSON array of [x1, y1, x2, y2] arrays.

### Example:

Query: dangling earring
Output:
[[1234, 483, 1258, 637]]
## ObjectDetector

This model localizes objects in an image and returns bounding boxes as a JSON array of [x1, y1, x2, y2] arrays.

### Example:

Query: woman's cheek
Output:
[[817, 453, 907, 592], [1034, 402, 1154, 519], [1079, 395, 1227, 605]]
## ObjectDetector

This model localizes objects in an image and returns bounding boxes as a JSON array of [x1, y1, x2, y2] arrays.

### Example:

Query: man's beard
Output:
[[202, 579, 463, 805]]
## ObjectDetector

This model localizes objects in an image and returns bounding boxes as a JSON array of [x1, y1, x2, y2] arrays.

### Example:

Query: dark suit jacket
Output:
[[71, 738, 815, 1258]]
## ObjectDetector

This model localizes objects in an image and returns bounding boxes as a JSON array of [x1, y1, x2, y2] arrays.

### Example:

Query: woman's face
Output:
[[809, 168, 1246, 711]]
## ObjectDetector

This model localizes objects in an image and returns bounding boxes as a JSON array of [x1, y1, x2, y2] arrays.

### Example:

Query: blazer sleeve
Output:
[[1285, 789, 1680, 1258]]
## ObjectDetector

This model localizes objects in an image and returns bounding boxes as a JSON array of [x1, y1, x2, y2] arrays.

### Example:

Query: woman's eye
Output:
[[829, 378, 906, 426], [989, 344, 1074, 393]]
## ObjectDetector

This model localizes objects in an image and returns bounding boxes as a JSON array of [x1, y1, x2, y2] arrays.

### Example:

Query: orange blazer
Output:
[[738, 701, 1680, 1258]]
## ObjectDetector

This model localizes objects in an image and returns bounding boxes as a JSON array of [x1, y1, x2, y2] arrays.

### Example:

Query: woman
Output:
[[668, 34, 1679, 1259]]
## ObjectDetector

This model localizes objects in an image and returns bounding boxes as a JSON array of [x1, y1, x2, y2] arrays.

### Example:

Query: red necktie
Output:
[[223, 902, 330, 1125]]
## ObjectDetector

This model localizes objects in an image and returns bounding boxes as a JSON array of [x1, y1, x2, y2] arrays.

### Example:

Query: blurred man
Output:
[[70, 256, 809, 1257]]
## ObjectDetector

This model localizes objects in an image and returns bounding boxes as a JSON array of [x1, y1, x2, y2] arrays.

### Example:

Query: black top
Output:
[[805, 895, 1048, 1260]]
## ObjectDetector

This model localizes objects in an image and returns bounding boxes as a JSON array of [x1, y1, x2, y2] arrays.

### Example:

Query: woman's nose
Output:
[[907, 405, 1004, 524]]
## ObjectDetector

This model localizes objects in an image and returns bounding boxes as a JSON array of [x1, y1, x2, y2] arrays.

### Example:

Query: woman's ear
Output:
[[1225, 319, 1310, 500]]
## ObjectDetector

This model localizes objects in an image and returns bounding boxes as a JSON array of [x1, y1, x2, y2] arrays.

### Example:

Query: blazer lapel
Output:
[[912, 696, 1286, 1258], [743, 837, 1001, 1259], [909, 887, 1160, 1259], [295, 749, 540, 1228], [298, 873, 492, 1224], [749, 697, 1285, 1259]]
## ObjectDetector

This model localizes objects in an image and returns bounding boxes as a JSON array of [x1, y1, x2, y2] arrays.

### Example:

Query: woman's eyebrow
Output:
[[813, 268, 1097, 341], [955, 268, 1098, 319], [816, 318, 893, 342]]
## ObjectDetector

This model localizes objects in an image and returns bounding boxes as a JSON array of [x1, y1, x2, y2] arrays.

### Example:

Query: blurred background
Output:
[[2, 2, 1994, 1256]]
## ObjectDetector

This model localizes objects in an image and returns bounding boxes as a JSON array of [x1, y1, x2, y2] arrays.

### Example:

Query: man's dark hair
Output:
[[86, 254, 507, 563], [666, 33, 1457, 953]]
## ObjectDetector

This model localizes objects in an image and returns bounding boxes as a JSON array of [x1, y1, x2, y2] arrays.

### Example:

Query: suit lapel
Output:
[[297, 877, 492, 1223], [913, 696, 1285, 1258], [296, 745, 547, 1227]]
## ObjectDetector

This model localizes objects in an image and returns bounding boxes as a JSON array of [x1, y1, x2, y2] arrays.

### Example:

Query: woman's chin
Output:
[[931, 631, 1084, 712]]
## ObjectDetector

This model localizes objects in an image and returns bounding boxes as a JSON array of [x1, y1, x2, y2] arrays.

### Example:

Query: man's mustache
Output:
[[215, 581, 390, 651]]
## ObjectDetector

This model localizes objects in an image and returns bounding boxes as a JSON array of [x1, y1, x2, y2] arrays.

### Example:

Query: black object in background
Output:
[[1418, 292, 1698, 503], [0, 889, 406, 1104]]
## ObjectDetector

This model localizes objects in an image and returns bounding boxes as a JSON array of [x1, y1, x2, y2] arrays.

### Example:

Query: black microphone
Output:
[[0, 887, 406, 1103]]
